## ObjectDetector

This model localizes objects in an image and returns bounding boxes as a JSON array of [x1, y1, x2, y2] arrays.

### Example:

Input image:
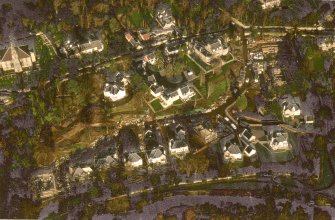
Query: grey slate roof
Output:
[[149, 148, 163, 159]]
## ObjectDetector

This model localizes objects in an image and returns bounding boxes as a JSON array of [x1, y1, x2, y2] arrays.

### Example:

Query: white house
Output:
[[243, 145, 257, 158], [177, 85, 195, 102], [168, 125, 189, 156], [104, 83, 126, 101], [150, 84, 165, 97], [0, 40, 36, 73], [250, 52, 264, 61], [258, 0, 281, 9], [143, 53, 157, 65], [183, 70, 197, 81], [169, 139, 189, 155], [239, 129, 256, 142], [317, 36, 335, 51], [304, 115, 315, 124], [161, 90, 180, 108], [204, 39, 229, 57], [190, 42, 213, 64], [156, 5, 176, 29], [69, 166, 93, 182], [104, 72, 127, 102], [269, 131, 289, 151], [125, 152, 143, 167], [281, 96, 301, 118], [223, 143, 243, 161], [148, 148, 167, 164], [78, 40, 104, 55], [165, 44, 179, 56]]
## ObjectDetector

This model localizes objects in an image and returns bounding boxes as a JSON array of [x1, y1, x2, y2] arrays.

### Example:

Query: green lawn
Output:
[[208, 79, 228, 102], [0, 75, 17, 88], [315, 148, 334, 190], [150, 99, 164, 112], [35, 37, 56, 80], [184, 55, 201, 74], [255, 143, 293, 163]]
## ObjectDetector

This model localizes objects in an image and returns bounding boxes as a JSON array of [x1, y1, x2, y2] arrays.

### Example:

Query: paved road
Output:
[[94, 195, 265, 220]]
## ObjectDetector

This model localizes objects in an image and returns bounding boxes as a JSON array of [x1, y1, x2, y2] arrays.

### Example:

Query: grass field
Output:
[[150, 99, 164, 112], [0, 75, 17, 89], [315, 148, 334, 190], [255, 143, 293, 163]]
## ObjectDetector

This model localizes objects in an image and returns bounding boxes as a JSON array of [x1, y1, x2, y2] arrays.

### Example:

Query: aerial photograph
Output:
[[2, 0, 335, 219]]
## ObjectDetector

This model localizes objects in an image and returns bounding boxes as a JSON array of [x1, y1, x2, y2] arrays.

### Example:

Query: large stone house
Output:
[[0, 41, 36, 73]]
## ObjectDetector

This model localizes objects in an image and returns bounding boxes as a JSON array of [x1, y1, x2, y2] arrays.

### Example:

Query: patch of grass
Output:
[[185, 55, 201, 74], [315, 148, 334, 190], [0, 75, 17, 89], [255, 143, 293, 163], [129, 12, 143, 28], [150, 99, 164, 112], [173, 99, 183, 105], [208, 79, 228, 102], [194, 80, 208, 98]]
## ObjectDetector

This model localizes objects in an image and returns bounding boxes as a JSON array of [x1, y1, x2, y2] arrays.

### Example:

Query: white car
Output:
[[231, 123, 237, 130], [224, 117, 230, 122], [245, 78, 250, 83]]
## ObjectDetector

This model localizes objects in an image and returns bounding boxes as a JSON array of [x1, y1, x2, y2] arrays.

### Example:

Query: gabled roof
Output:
[[272, 131, 288, 143], [227, 143, 242, 154], [128, 153, 142, 162], [149, 148, 163, 159], [180, 85, 192, 95], [1, 46, 30, 62], [80, 40, 103, 51]]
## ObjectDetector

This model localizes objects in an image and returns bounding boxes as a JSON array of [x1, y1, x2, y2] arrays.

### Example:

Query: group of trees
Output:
[[177, 153, 209, 177]]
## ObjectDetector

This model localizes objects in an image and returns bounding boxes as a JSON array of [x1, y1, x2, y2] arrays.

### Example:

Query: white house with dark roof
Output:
[[239, 129, 256, 142], [220, 134, 242, 162], [168, 125, 189, 156], [190, 42, 213, 64], [96, 155, 117, 170], [243, 145, 257, 158], [69, 166, 93, 182], [148, 148, 167, 164], [125, 152, 143, 167], [161, 90, 180, 108], [104, 72, 127, 102], [155, 4, 176, 29], [177, 84, 196, 102], [204, 39, 229, 57], [223, 143, 242, 161], [0, 40, 36, 73], [280, 96, 301, 118], [150, 84, 165, 97], [269, 131, 289, 151]]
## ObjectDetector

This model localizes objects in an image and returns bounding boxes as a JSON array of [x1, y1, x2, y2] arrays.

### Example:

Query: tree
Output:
[[178, 154, 209, 177], [314, 208, 331, 220], [120, 55, 132, 71], [155, 50, 165, 70], [235, 94, 248, 112], [105, 196, 130, 214], [52, 0, 63, 14], [183, 209, 196, 220]]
